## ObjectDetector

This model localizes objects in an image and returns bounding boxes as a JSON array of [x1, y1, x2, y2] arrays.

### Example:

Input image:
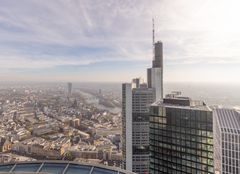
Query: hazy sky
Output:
[[0, 0, 240, 83]]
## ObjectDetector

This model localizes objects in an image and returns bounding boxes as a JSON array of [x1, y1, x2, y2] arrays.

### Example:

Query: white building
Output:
[[122, 81, 154, 174], [214, 108, 240, 174]]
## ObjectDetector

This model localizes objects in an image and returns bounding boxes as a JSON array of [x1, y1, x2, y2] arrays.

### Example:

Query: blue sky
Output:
[[0, 0, 240, 83]]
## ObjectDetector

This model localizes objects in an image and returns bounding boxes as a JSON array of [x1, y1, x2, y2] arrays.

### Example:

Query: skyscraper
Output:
[[122, 20, 163, 174], [149, 93, 214, 174], [147, 41, 163, 101], [213, 108, 240, 174], [122, 79, 154, 174], [68, 82, 72, 96], [147, 19, 163, 101]]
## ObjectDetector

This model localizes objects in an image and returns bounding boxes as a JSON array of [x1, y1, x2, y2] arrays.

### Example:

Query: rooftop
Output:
[[214, 108, 240, 131], [152, 93, 211, 111], [0, 161, 135, 174]]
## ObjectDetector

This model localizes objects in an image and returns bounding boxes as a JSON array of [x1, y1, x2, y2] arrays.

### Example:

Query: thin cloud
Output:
[[0, 0, 239, 82]]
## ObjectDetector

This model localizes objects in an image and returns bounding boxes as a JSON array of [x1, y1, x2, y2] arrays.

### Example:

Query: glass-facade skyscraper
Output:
[[149, 93, 214, 174]]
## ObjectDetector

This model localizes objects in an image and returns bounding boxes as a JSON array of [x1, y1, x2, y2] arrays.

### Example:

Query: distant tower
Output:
[[67, 82, 72, 96], [147, 19, 163, 101]]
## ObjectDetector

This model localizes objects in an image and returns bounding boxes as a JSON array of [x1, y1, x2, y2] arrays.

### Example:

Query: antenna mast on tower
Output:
[[152, 18, 155, 46]]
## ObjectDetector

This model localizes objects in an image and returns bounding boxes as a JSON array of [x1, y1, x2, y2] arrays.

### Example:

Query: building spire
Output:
[[152, 18, 155, 46]]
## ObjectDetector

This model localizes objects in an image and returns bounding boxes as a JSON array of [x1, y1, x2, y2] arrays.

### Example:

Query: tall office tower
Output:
[[122, 79, 154, 174], [147, 41, 163, 101], [67, 82, 72, 96], [149, 93, 214, 174], [213, 108, 240, 174], [122, 19, 163, 173]]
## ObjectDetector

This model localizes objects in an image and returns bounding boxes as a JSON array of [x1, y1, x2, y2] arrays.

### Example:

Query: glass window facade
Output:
[[0, 161, 135, 174], [65, 164, 91, 174], [40, 163, 66, 174], [92, 167, 118, 174], [0, 165, 14, 172], [14, 163, 41, 172], [149, 104, 214, 174]]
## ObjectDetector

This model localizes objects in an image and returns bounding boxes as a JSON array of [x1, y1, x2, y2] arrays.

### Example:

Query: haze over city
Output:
[[0, 0, 239, 83], [0, 1, 240, 174]]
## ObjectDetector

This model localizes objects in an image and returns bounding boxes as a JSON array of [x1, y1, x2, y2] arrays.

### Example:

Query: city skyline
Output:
[[0, 0, 240, 83]]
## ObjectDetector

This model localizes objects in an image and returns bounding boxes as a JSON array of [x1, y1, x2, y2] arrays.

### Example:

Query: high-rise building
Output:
[[147, 19, 163, 101], [68, 82, 72, 96], [122, 19, 163, 174], [147, 41, 163, 101], [213, 108, 240, 174], [122, 79, 154, 174], [149, 93, 214, 174]]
